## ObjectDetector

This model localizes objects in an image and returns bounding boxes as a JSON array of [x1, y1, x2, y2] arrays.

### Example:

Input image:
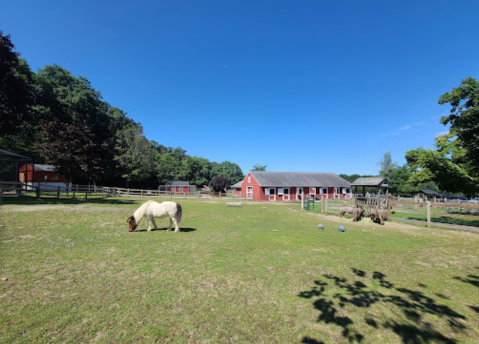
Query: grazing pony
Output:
[[127, 201, 182, 232], [370, 208, 385, 225], [339, 203, 364, 221]]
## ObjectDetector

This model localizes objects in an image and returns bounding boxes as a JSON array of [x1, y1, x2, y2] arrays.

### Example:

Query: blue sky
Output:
[[2, 0, 478, 175]]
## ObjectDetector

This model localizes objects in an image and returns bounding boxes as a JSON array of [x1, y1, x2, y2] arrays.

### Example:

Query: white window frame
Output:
[[283, 188, 290, 201], [296, 187, 303, 200], [268, 188, 276, 201]]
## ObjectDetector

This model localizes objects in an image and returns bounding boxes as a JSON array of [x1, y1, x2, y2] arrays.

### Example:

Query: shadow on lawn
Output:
[[133, 227, 197, 233], [1, 197, 136, 206], [299, 268, 467, 344], [453, 268, 479, 290]]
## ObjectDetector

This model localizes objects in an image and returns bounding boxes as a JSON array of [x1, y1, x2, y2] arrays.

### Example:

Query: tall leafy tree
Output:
[[252, 163, 267, 171], [114, 126, 156, 187], [36, 119, 105, 185], [211, 161, 244, 185], [0, 31, 35, 136], [406, 77, 479, 197], [210, 176, 230, 193]]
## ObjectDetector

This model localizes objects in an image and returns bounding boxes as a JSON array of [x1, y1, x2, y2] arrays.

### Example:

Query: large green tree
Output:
[[0, 31, 35, 136], [114, 126, 156, 187], [211, 161, 244, 185], [406, 77, 479, 197]]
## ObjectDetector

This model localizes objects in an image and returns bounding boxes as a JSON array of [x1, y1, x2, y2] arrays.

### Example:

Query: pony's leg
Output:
[[147, 215, 153, 231], [151, 217, 157, 230], [172, 217, 180, 232], [167, 218, 173, 231]]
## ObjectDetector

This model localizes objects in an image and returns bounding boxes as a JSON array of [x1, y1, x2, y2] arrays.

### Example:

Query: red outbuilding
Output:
[[19, 164, 70, 187], [240, 171, 352, 201]]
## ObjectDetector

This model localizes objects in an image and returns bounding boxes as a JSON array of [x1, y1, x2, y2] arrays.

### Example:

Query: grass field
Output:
[[1, 198, 479, 343]]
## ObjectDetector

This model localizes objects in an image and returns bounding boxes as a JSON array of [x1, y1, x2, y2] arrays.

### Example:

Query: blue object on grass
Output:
[[338, 226, 345, 232], [317, 224, 324, 229]]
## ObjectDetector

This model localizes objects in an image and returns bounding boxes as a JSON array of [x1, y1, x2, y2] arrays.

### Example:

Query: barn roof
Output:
[[419, 189, 438, 195], [0, 149, 31, 160], [166, 181, 190, 186], [231, 181, 242, 188], [249, 171, 351, 187], [23, 164, 57, 171], [351, 177, 388, 187]]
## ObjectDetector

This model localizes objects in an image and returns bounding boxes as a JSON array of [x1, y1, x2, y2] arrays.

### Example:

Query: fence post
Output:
[[141, 189, 143, 197], [325, 197, 328, 213], [36, 185, 40, 199], [301, 195, 304, 211], [427, 201, 431, 228], [57, 187, 60, 199]]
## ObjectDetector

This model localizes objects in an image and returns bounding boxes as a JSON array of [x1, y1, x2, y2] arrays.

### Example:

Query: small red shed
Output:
[[19, 164, 69, 186]]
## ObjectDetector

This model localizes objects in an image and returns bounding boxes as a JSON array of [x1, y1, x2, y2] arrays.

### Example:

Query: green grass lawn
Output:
[[1, 198, 478, 343]]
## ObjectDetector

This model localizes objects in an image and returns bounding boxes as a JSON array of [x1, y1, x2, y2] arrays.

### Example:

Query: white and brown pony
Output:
[[127, 201, 182, 232]]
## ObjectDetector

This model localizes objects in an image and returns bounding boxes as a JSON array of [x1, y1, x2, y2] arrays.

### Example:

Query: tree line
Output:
[[0, 31, 244, 189]]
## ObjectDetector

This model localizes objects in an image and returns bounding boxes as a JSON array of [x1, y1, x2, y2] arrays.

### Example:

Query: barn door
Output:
[[246, 186, 253, 199]]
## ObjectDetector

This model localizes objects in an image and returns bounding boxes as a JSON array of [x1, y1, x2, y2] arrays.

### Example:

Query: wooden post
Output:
[[325, 196, 328, 213], [301, 195, 304, 211], [387, 196, 392, 221], [427, 201, 431, 228], [57, 187, 60, 199], [36, 185, 40, 199], [141, 189, 143, 197], [415, 195, 418, 209]]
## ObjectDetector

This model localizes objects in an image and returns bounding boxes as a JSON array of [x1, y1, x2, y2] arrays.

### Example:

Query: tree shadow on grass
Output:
[[298, 269, 467, 343], [453, 269, 479, 289], [1, 197, 136, 206]]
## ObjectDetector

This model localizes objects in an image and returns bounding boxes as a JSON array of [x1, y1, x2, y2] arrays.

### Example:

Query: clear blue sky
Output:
[[2, 0, 478, 176]]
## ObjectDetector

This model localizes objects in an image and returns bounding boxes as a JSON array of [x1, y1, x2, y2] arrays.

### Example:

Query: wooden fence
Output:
[[391, 200, 479, 228]]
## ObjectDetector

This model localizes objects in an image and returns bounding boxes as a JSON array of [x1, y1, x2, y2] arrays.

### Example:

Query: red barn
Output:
[[165, 181, 190, 194], [19, 164, 70, 187], [231, 181, 242, 196], [240, 171, 352, 201]]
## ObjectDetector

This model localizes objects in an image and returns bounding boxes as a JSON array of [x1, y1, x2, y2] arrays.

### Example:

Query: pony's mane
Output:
[[133, 200, 154, 224]]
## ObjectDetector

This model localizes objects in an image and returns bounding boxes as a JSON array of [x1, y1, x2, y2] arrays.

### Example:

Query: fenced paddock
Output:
[[1, 198, 478, 343], [303, 195, 479, 230]]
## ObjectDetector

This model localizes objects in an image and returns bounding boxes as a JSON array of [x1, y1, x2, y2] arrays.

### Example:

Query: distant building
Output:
[[159, 181, 191, 194], [240, 171, 351, 201], [19, 164, 71, 188]]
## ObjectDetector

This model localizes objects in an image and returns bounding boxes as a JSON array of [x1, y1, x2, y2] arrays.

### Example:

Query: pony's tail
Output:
[[175, 203, 182, 223]]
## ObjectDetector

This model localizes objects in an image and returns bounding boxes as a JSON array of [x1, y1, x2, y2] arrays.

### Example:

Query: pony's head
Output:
[[126, 215, 138, 232]]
